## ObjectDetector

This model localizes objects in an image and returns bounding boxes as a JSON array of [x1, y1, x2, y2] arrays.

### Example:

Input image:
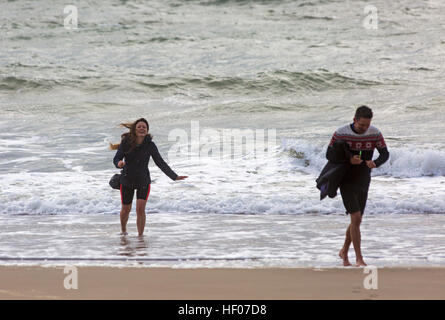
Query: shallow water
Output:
[[1, 213, 444, 268]]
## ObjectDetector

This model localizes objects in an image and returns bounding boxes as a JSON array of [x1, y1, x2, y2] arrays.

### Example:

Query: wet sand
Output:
[[1, 266, 445, 300]]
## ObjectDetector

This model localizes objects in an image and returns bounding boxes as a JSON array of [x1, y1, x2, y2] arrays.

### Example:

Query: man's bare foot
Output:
[[339, 249, 352, 266], [356, 258, 367, 267]]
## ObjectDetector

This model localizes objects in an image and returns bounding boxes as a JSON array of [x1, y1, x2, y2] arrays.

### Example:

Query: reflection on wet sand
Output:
[[118, 235, 149, 257]]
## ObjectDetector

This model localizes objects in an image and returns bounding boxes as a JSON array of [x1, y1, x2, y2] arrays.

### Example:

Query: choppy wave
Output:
[[300, 15, 334, 21], [0, 76, 58, 91], [0, 0, 443, 217], [377, 148, 445, 178], [282, 139, 445, 178], [135, 69, 381, 93], [0, 69, 381, 94], [1, 171, 443, 215], [1, 138, 444, 216], [198, 0, 289, 6]]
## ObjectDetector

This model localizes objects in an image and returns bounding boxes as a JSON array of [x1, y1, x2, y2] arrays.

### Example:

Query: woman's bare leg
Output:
[[136, 199, 147, 236], [120, 204, 132, 234]]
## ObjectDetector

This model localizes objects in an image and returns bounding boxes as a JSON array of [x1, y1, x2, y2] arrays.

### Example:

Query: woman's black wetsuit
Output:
[[113, 135, 178, 205]]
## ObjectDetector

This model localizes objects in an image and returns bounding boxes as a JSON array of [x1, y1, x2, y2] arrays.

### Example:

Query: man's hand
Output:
[[118, 160, 125, 168], [366, 160, 376, 169], [176, 176, 188, 181], [350, 155, 363, 165]]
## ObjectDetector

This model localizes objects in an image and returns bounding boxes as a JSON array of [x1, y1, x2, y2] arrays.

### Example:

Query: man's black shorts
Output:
[[120, 184, 151, 205], [340, 183, 368, 215]]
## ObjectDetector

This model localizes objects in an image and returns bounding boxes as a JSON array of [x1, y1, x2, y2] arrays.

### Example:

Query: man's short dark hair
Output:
[[355, 105, 373, 119]]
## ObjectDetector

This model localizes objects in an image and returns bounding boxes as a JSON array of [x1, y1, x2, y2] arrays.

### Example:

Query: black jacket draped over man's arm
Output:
[[316, 140, 352, 200]]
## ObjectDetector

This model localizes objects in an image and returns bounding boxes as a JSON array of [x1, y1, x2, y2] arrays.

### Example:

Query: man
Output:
[[326, 106, 389, 266]]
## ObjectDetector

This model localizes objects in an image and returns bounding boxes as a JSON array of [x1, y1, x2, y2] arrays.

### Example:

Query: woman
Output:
[[110, 118, 187, 236]]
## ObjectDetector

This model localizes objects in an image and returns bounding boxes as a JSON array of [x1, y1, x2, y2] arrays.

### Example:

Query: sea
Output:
[[1, 0, 444, 268]]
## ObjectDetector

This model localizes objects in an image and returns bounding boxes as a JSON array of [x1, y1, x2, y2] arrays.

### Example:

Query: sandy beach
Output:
[[1, 266, 445, 300]]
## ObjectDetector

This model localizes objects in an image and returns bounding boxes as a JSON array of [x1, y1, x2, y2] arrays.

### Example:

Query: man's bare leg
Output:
[[339, 225, 352, 266], [349, 211, 367, 266]]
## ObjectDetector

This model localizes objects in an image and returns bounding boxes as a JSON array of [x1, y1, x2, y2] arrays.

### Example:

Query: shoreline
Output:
[[1, 266, 445, 300]]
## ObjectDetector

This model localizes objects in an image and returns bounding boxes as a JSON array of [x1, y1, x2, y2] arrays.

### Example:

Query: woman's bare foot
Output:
[[339, 249, 352, 266]]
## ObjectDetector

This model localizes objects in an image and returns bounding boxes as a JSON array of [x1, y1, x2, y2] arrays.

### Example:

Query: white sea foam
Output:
[[282, 138, 445, 178], [1, 138, 444, 215], [377, 148, 445, 178]]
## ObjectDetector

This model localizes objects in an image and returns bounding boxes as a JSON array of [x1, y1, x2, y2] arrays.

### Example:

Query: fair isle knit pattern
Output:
[[329, 124, 387, 151]]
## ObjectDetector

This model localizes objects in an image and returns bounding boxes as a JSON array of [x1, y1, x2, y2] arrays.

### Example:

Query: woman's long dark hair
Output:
[[109, 118, 152, 151]]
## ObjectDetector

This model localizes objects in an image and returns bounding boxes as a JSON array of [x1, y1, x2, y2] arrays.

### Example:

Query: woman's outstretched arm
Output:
[[148, 141, 181, 180]]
